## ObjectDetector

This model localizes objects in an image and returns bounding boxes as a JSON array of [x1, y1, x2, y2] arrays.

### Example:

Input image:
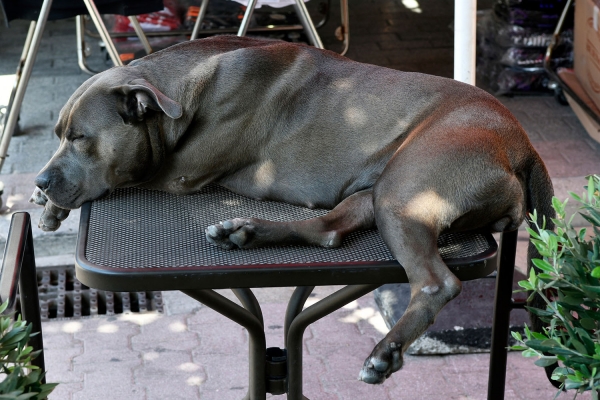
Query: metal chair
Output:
[[0, 212, 44, 375], [188, 0, 349, 55]]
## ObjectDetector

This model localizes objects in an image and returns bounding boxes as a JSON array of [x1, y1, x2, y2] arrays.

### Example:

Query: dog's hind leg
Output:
[[358, 124, 528, 384], [358, 189, 463, 384], [205, 189, 376, 249]]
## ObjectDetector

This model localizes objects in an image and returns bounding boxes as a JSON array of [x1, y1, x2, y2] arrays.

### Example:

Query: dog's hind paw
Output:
[[358, 341, 403, 384], [205, 218, 254, 250]]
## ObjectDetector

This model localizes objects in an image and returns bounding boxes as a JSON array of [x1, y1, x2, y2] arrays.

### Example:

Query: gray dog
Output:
[[33, 36, 554, 384]]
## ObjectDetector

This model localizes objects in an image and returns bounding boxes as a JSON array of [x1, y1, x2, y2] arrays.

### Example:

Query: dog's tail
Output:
[[524, 154, 559, 388]]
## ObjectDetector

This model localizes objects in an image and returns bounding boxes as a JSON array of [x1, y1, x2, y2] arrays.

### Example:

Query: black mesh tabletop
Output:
[[75, 185, 498, 292]]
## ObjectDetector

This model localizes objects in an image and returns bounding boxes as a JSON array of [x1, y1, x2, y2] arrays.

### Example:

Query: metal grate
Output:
[[36, 266, 163, 320], [85, 185, 494, 269]]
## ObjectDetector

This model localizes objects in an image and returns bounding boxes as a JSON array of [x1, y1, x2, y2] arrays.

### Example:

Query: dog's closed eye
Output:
[[66, 129, 84, 142]]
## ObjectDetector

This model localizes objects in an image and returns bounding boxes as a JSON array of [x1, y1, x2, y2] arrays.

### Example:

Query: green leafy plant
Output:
[[0, 301, 57, 399], [511, 175, 600, 398]]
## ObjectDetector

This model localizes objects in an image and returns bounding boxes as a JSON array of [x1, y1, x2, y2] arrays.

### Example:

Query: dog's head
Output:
[[35, 69, 183, 210]]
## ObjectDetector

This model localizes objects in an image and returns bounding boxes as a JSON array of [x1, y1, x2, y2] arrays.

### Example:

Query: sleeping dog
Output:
[[32, 36, 554, 384]]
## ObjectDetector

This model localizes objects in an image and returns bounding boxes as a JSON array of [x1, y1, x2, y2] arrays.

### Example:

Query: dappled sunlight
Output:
[[339, 306, 390, 334], [0, 75, 14, 105], [143, 351, 160, 361], [304, 297, 320, 308], [223, 199, 241, 206], [178, 362, 200, 372], [333, 77, 355, 91], [118, 312, 162, 326], [254, 160, 276, 189], [402, 0, 422, 13], [6, 193, 24, 210], [97, 323, 119, 333], [303, 296, 389, 334], [404, 190, 458, 224], [61, 321, 83, 333], [169, 321, 187, 332], [344, 107, 367, 128], [343, 300, 358, 309], [186, 376, 205, 386]]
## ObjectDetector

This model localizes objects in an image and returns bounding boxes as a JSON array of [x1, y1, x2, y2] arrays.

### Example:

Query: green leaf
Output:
[[535, 356, 559, 367], [518, 280, 534, 291], [562, 295, 585, 305], [592, 267, 600, 278], [581, 285, 600, 294], [581, 318, 597, 330], [570, 338, 590, 356], [532, 258, 555, 273], [522, 349, 539, 358], [530, 331, 549, 341], [565, 380, 585, 390], [509, 345, 528, 351], [529, 267, 539, 287], [526, 307, 555, 318], [541, 339, 562, 348], [570, 191, 583, 202]]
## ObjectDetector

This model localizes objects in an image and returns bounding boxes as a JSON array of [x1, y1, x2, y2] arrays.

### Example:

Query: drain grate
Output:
[[36, 266, 163, 321]]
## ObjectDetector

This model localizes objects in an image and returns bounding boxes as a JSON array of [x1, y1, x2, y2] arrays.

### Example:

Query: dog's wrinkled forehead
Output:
[[54, 71, 132, 138]]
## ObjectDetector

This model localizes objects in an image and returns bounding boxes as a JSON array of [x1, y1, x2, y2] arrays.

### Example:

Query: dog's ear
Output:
[[113, 78, 183, 122]]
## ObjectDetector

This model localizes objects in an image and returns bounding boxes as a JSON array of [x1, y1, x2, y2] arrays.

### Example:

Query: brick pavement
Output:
[[0, 0, 599, 399]]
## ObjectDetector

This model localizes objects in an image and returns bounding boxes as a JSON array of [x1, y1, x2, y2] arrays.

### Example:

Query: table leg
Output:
[[487, 229, 518, 400], [233, 288, 264, 327], [181, 289, 267, 400], [285, 284, 381, 400], [284, 286, 315, 348]]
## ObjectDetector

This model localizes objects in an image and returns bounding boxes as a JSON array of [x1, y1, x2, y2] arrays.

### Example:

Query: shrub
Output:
[[0, 301, 57, 399]]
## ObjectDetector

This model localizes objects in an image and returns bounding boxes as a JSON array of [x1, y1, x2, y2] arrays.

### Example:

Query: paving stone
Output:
[[133, 350, 205, 400], [132, 314, 200, 352], [195, 353, 249, 392], [187, 307, 248, 356], [74, 365, 146, 400]]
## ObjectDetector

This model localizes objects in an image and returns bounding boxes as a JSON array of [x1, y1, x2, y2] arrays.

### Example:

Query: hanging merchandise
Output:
[[476, 0, 573, 95]]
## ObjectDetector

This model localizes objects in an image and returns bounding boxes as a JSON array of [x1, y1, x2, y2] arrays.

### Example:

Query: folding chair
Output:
[[189, 0, 350, 55], [0, 212, 44, 375]]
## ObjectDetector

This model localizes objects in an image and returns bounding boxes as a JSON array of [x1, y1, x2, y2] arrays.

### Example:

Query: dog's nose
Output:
[[34, 171, 51, 192]]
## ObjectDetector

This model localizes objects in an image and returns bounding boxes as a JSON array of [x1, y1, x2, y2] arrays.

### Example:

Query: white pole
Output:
[[454, 0, 477, 85]]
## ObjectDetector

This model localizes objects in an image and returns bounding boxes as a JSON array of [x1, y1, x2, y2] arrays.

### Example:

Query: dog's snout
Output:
[[35, 171, 51, 191]]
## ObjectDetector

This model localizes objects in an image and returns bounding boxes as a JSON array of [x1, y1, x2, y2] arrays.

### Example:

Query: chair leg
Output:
[[237, 0, 259, 37], [0, 0, 53, 174], [82, 0, 123, 66], [338, 0, 350, 56], [190, 0, 210, 40], [76, 16, 101, 75], [293, 0, 324, 49], [1, 213, 45, 380], [487, 229, 518, 400], [17, 213, 45, 378], [127, 16, 153, 55]]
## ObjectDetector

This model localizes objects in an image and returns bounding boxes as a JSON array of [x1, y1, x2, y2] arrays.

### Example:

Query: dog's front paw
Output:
[[38, 201, 70, 232], [29, 187, 48, 206], [205, 218, 254, 250], [358, 341, 403, 384]]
